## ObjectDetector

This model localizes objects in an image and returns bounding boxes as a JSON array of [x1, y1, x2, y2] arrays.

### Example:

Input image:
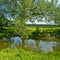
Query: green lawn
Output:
[[0, 48, 60, 60]]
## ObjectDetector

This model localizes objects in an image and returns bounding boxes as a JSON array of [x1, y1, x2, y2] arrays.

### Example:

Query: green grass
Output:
[[27, 27, 60, 32], [0, 48, 60, 60]]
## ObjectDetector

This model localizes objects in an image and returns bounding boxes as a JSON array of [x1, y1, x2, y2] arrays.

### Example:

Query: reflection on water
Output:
[[38, 40, 57, 53], [10, 37, 22, 48], [1, 37, 60, 53], [25, 39, 37, 50]]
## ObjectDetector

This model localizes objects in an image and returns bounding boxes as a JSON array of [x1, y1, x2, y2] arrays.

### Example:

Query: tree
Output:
[[0, 5, 14, 38], [0, 0, 60, 39], [0, 15, 14, 38]]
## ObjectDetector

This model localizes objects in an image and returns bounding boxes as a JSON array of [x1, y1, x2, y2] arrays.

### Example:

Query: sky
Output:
[[26, 19, 55, 25], [58, 0, 60, 5]]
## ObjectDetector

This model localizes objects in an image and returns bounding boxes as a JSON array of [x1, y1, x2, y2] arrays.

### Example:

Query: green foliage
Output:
[[0, 48, 60, 60], [53, 29, 60, 38], [0, 0, 60, 39], [30, 27, 41, 39], [12, 17, 29, 39], [28, 27, 60, 39]]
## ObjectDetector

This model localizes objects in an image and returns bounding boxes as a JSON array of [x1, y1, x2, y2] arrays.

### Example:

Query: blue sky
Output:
[[58, 0, 60, 5]]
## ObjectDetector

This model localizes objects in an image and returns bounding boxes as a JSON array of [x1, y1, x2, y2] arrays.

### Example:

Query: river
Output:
[[0, 37, 60, 53]]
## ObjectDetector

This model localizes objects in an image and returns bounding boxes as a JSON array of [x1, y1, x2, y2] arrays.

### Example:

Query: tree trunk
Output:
[[22, 39, 25, 48]]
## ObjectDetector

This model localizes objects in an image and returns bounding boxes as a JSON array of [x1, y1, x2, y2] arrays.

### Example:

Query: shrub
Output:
[[31, 27, 41, 39]]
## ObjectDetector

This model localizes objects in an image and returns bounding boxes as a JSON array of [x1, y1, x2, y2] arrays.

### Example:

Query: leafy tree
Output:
[[0, 0, 60, 39], [0, 7, 14, 38]]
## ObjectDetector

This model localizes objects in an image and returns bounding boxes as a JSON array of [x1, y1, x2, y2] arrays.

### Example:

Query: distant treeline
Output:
[[26, 24, 60, 27]]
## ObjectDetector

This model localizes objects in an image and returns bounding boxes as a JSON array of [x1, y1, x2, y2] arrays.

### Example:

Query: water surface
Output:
[[0, 37, 60, 53]]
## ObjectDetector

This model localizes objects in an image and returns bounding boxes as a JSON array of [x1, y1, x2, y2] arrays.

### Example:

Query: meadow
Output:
[[27, 25, 60, 32], [0, 48, 60, 60]]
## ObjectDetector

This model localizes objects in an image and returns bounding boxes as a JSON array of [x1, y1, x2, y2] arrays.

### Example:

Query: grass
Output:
[[27, 26, 60, 32], [0, 48, 60, 60]]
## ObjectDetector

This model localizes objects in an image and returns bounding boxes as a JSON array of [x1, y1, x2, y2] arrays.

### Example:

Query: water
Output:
[[10, 37, 22, 48], [38, 40, 57, 53], [0, 37, 60, 53]]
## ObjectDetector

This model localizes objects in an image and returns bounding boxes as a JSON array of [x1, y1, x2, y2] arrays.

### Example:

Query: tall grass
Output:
[[0, 48, 60, 60]]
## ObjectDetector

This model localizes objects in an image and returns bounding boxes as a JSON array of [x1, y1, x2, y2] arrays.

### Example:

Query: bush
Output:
[[54, 29, 60, 39], [31, 27, 41, 39]]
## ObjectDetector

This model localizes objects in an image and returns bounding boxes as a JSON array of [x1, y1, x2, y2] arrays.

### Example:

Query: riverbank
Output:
[[0, 48, 60, 60]]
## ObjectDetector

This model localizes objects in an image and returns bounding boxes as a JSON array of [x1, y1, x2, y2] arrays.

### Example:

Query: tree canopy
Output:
[[0, 0, 60, 38]]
